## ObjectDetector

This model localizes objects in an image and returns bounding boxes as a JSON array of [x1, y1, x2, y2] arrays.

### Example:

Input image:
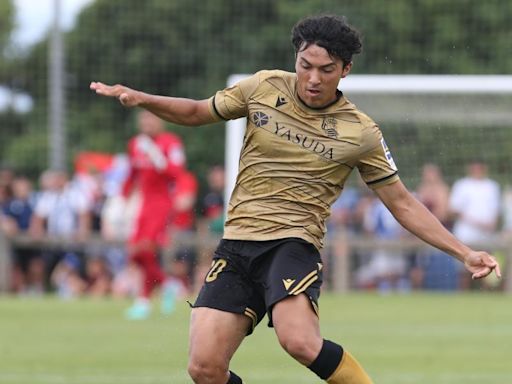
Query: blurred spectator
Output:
[[0, 168, 16, 217], [450, 160, 500, 243], [414, 164, 458, 290], [29, 169, 92, 289], [122, 110, 186, 319], [30, 170, 92, 241], [0, 167, 15, 190], [328, 184, 364, 235], [100, 190, 139, 277], [74, 151, 119, 233], [201, 165, 225, 234], [194, 165, 225, 292], [1, 177, 35, 234], [0, 168, 16, 241], [499, 187, 512, 283], [101, 154, 136, 242], [78, 169, 105, 232], [355, 196, 409, 292], [167, 169, 199, 295], [324, 177, 367, 290], [416, 164, 451, 226], [0, 181, 12, 207], [502, 185, 512, 234], [449, 160, 500, 288], [100, 153, 138, 276], [50, 252, 86, 299], [111, 262, 142, 299], [84, 254, 112, 298], [0, 176, 44, 294]]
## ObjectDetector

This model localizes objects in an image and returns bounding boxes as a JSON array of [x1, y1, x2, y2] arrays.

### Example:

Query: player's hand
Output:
[[464, 250, 501, 280], [89, 81, 142, 107]]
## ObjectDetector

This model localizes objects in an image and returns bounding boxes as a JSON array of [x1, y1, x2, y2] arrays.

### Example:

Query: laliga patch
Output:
[[381, 138, 398, 171]]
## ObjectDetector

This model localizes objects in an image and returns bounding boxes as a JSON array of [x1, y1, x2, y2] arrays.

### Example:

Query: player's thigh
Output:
[[273, 293, 320, 330], [189, 307, 251, 367], [272, 294, 323, 364]]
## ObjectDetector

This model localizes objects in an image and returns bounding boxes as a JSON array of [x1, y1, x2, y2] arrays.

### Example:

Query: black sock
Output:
[[307, 339, 344, 380], [226, 370, 243, 384]]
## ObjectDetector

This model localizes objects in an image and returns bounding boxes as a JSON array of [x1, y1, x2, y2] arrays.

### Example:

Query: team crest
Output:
[[252, 111, 270, 127], [321, 117, 338, 139]]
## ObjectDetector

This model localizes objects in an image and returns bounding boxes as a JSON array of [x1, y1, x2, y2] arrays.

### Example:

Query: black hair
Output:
[[291, 14, 362, 66]]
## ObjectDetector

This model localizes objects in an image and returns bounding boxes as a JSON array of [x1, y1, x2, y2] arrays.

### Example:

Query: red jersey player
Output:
[[123, 110, 185, 319]]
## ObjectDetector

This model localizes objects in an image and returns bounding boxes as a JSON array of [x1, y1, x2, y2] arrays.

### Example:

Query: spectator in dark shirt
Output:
[[201, 165, 225, 234], [0, 176, 43, 294]]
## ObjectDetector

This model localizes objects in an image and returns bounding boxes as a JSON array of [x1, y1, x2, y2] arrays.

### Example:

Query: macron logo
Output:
[[275, 96, 288, 107], [283, 278, 296, 290]]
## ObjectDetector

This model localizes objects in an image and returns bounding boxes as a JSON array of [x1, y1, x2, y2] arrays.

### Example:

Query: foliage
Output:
[[0, 0, 14, 57], [1, 0, 512, 185]]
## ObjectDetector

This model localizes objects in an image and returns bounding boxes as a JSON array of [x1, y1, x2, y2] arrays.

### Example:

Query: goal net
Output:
[[225, 74, 512, 203]]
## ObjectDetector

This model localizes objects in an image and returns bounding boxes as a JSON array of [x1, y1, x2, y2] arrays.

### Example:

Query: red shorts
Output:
[[130, 200, 172, 246]]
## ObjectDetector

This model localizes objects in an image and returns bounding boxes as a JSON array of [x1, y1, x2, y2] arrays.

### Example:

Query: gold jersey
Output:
[[208, 70, 399, 249]]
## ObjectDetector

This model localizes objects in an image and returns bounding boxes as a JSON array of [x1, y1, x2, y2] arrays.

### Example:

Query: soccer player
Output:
[[91, 14, 501, 384], [122, 110, 186, 319]]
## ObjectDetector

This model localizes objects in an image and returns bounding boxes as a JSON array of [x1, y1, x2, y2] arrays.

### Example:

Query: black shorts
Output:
[[193, 238, 323, 334]]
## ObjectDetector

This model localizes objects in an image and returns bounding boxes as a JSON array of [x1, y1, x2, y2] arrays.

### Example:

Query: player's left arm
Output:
[[374, 179, 501, 280]]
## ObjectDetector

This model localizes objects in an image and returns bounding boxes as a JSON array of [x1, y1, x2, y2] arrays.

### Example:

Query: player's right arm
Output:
[[374, 180, 501, 280], [89, 82, 216, 126]]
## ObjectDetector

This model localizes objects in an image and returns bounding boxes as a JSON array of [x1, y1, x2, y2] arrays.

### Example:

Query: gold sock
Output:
[[326, 351, 373, 384]]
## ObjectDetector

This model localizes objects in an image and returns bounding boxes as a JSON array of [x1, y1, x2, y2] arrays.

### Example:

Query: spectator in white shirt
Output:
[[30, 170, 91, 241], [449, 160, 500, 288], [29, 170, 92, 291]]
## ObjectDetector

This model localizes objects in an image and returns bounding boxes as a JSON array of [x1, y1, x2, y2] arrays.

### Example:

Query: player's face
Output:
[[295, 43, 351, 109]]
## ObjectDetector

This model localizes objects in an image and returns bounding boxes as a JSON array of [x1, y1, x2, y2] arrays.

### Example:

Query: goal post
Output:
[[224, 74, 512, 205], [224, 74, 250, 212], [222, 74, 512, 292]]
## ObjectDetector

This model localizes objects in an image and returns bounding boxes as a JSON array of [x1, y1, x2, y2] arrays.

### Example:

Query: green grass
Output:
[[0, 293, 510, 384]]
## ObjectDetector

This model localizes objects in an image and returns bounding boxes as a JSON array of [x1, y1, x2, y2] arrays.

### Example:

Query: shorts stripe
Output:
[[244, 307, 258, 330], [311, 300, 319, 316], [289, 270, 318, 295], [291, 276, 318, 296]]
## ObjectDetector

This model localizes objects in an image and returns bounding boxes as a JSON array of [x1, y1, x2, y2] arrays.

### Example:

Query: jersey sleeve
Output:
[[356, 125, 400, 189], [208, 72, 263, 121]]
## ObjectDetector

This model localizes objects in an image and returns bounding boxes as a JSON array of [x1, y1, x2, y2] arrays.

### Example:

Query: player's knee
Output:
[[187, 357, 227, 384], [277, 332, 320, 364]]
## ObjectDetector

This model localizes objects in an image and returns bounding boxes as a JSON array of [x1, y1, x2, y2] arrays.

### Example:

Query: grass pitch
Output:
[[0, 293, 510, 384]]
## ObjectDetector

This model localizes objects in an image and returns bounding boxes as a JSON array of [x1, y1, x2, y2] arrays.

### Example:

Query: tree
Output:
[[3, 0, 512, 184], [0, 0, 14, 58], [0, 0, 25, 171]]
